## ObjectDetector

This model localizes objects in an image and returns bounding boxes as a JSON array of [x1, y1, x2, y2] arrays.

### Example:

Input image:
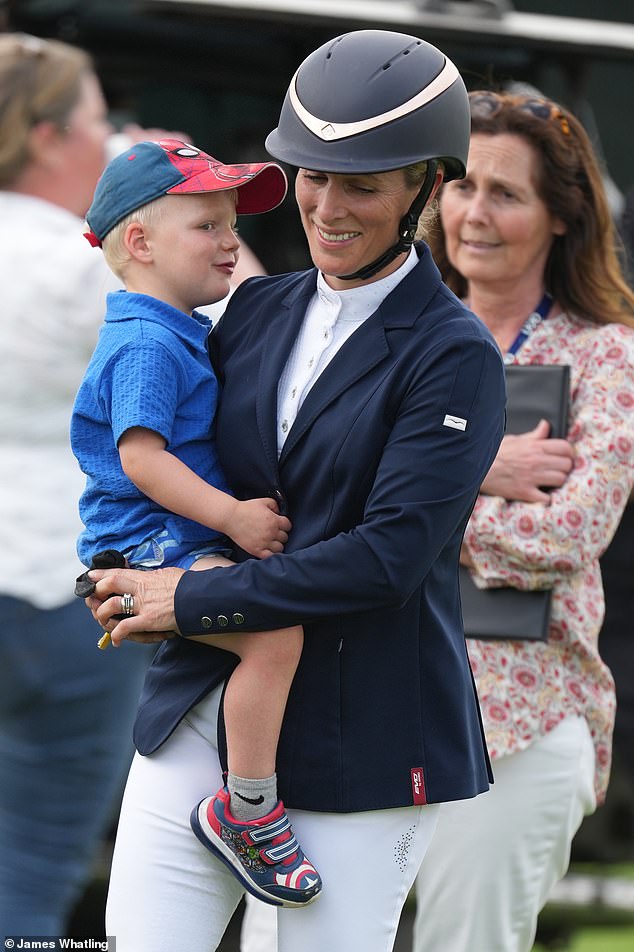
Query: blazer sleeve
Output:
[[175, 332, 506, 634]]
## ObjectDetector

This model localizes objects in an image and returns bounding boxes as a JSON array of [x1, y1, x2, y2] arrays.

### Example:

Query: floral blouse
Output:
[[464, 312, 634, 801]]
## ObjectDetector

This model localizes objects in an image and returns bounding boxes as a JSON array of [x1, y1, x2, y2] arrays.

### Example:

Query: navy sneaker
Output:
[[190, 786, 322, 908]]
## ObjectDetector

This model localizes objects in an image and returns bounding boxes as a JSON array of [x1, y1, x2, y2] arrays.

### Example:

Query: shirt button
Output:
[[217, 615, 229, 627], [233, 613, 245, 625], [201, 616, 213, 629], [281, 420, 289, 433]]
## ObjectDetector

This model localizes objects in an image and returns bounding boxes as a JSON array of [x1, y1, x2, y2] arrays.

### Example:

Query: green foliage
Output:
[[533, 927, 634, 951]]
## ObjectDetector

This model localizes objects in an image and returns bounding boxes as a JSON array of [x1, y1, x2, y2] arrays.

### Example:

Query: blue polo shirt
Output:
[[71, 291, 230, 565]]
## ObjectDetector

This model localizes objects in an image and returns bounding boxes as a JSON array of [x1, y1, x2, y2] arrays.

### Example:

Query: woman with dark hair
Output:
[[411, 91, 634, 952]]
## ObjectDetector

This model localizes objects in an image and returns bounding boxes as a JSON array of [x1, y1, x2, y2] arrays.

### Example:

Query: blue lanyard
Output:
[[503, 292, 553, 365]]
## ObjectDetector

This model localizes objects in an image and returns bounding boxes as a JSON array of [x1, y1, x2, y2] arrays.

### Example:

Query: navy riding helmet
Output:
[[266, 29, 469, 177]]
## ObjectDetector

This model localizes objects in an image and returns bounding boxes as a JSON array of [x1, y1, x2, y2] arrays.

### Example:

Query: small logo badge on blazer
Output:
[[443, 414, 467, 431], [411, 767, 427, 804]]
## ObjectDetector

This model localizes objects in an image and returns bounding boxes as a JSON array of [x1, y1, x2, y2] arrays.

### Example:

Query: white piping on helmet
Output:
[[289, 57, 460, 143]]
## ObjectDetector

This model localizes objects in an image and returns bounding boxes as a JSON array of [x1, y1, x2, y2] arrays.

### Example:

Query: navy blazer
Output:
[[134, 244, 506, 813]]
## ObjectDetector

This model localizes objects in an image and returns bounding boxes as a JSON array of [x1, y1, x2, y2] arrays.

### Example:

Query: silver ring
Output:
[[121, 592, 135, 617]]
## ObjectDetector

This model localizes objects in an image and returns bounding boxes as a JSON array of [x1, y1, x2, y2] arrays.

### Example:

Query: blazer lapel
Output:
[[278, 245, 442, 463], [260, 245, 443, 466], [279, 313, 390, 462], [255, 271, 317, 472]]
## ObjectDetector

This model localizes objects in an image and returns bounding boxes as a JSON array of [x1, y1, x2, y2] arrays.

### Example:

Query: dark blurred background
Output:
[[4, 0, 634, 278]]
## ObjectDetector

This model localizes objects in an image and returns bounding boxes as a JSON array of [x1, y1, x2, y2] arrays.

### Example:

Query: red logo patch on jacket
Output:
[[411, 767, 427, 804]]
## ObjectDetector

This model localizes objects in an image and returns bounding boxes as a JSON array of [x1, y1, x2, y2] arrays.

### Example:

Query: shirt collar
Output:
[[316, 246, 419, 323], [104, 290, 211, 348]]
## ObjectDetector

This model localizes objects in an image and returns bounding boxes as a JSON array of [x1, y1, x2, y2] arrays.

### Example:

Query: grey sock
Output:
[[227, 772, 278, 822]]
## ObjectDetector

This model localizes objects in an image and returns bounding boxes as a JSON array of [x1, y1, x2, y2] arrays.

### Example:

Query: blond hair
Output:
[[0, 33, 91, 188], [402, 159, 442, 241], [101, 198, 167, 280]]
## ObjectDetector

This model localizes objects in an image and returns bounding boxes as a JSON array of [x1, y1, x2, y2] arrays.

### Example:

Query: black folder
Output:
[[461, 364, 571, 642]]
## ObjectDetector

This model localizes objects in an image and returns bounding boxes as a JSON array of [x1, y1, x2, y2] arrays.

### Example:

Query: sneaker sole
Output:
[[190, 800, 321, 909]]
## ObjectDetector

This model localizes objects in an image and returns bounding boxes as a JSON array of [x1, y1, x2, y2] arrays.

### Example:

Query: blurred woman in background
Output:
[[0, 32, 154, 936], [412, 90, 634, 952]]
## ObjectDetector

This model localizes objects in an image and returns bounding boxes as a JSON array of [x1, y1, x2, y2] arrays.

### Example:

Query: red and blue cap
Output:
[[85, 137, 288, 246]]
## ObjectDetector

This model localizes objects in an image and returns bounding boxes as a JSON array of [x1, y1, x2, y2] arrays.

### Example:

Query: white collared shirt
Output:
[[277, 247, 418, 454]]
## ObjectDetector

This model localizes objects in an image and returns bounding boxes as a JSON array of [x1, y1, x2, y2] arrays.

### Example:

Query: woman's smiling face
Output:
[[440, 132, 565, 293], [294, 167, 421, 290]]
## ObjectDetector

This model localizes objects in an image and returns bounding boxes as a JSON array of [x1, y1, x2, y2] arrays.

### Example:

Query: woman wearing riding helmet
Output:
[[87, 30, 506, 952]]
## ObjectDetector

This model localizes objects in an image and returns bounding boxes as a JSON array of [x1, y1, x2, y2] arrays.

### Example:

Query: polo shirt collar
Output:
[[104, 290, 211, 349]]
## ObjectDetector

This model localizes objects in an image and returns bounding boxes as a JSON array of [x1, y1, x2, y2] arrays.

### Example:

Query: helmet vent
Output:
[[325, 37, 343, 60], [379, 41, 423, 75]]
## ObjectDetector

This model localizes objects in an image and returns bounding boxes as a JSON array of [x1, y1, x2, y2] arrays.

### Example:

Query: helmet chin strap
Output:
[[336, 161, 438, 282]]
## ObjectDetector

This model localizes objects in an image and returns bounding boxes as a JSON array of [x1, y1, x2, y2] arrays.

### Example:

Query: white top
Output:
[[277, 247, 418, 454], [0, 192, 120, 607]]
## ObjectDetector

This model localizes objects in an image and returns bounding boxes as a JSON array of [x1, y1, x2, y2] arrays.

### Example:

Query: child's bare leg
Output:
[[220, 625, 303, 778], [189, 556, 303, 813]]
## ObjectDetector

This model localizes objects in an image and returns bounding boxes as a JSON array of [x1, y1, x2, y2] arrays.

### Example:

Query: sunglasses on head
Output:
[[469, 91, 571, 136]]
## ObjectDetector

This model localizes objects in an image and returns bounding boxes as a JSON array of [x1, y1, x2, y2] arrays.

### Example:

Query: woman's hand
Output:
[[86, 566, 185, 647], [480, 419, 575, 503]]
